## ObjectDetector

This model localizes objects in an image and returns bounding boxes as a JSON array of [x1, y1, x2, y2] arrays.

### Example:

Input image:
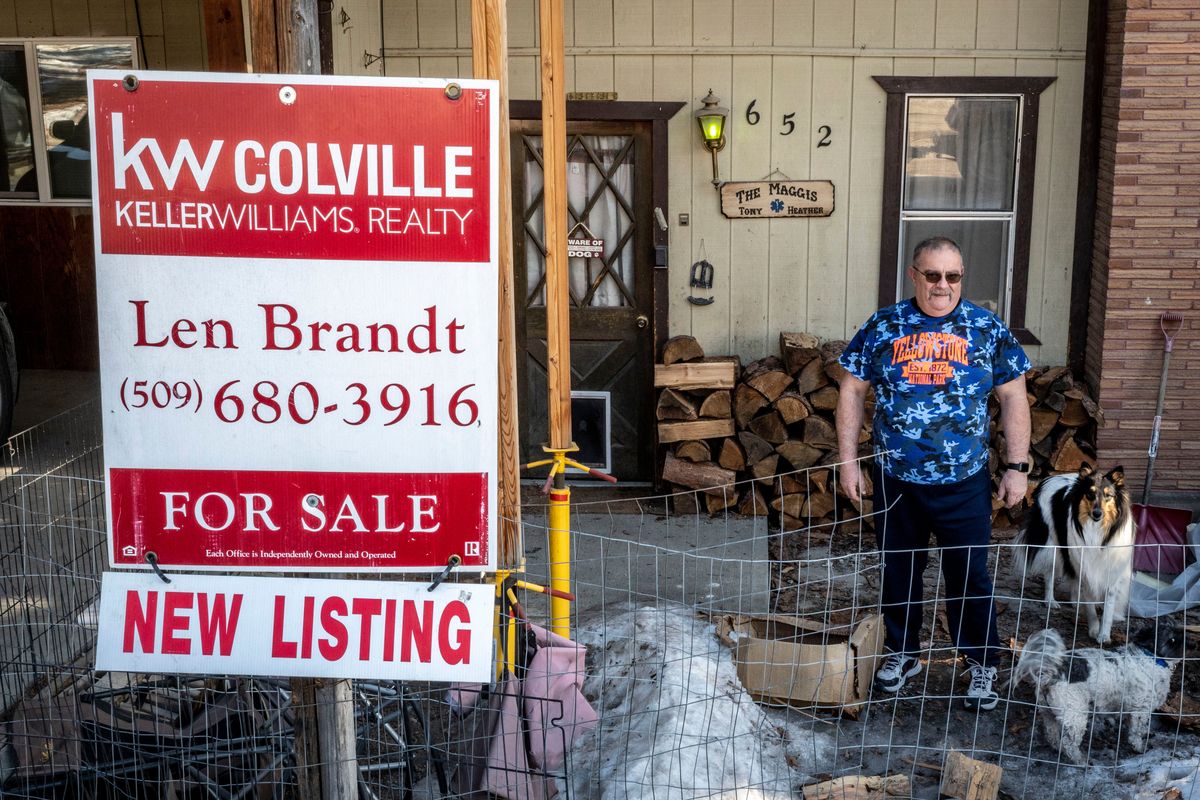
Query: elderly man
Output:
[[836, 235, 1031, 711]]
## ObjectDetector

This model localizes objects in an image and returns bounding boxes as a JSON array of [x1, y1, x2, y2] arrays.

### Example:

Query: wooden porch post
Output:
[[244, 3, 357, 798]]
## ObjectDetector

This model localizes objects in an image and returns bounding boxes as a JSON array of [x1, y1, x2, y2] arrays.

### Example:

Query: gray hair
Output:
[[911, 236, 962, 265]]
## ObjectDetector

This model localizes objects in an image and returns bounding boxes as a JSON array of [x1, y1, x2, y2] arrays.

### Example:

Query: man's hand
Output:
[[840, 460, 865, 504], [996, 469, 1028, 509]]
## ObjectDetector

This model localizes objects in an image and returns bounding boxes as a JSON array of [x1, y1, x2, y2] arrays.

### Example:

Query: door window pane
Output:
[[904, 97, 1018, 212], [1, 47, 35, 195], [900, 219, 1011, 315], [35, 42, 135, 199]]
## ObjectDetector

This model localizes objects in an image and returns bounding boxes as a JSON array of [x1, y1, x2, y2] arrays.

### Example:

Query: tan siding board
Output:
[[417, 0, 457, 47], [508, 54, 538, 99], [933, 57, 972, 76], [734, 0, 773, 46], [1036, 58, 1083, 366], [140, 34, 166, 67], [506, 0, 535, 48], [613, 0, 651, 46], [729, 54, 773, 358], [1016, 0, 1059, 51], [0, 0, 17, 35], [975, 0, 1018, 50], [1017, 57, 1057, 365], [52, 0, 90, 35], [652, 0, 691, 46], [934, 0, 976, 49], [690, 55, 733, 355], [974, 58, 1017, 76], [845, 57, 891, 335], [1058, 0, 1087, 51], [614, 54, 652, 100], [573, 0, 612, 46], [383, 55, 420, 77], [693, 0, 732, 46], [574, 54, 614, 92], [854, 0, 895, 49], [455, 0, 470, 47], [892, 56, 934, 75], [88, 0, 128, 34], [419, 55, 460, 78], [334, 0, 384, 75], [562, 0, 574, 47], [133, 0, 162, 36], [766, 55, 812, 342], [655, 54, 694, 338], [161, 0, 202, 70], [813, 0, 852, 47], [14, 0, 53, 35], [806, 56, 852, 337], [383, 0, 417, 48], [772, 0, 813, 46], [894, 0, 934, 49]]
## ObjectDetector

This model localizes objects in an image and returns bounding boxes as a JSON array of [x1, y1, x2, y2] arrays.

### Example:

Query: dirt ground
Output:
[[768, 522, 1200, 799]]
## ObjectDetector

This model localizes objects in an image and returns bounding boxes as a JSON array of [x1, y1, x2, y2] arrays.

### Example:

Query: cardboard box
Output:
[[717, 614, 883, 708]]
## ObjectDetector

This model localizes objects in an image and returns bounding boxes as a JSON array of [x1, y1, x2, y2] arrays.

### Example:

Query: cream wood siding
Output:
[[338, 0, 1087, 365], [0, 0, 206, 69]]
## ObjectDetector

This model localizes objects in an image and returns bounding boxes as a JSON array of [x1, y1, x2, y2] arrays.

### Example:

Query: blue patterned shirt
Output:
[[839, 299, 1031, 484]]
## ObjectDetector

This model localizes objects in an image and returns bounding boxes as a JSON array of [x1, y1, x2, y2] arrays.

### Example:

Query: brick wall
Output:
[[1091, 0, 1200, 500]]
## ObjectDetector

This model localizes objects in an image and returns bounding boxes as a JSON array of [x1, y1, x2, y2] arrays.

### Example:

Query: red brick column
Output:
[[1090, 0, 1200, 502]]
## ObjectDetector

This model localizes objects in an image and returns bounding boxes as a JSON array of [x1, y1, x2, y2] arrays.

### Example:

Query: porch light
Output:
[[695, 90, 728, 187]]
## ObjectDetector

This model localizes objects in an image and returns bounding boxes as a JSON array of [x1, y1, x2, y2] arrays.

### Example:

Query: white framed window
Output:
[[1, 38, 138, 206], [874, 76, 1055, 345]]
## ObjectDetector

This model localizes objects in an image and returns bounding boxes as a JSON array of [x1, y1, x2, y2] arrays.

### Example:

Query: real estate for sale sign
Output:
[[89, 72, 499, 574]]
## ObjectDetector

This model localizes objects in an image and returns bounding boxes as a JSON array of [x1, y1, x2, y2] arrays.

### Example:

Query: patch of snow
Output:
[[560, 604, 835, 799]]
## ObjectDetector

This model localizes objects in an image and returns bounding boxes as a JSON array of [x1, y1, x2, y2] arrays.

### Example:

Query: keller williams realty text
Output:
[[112, 201, 474, 236]]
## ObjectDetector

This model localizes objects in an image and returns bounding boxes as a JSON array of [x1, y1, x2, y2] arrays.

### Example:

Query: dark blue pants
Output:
[[874, 466, 1001, 667]]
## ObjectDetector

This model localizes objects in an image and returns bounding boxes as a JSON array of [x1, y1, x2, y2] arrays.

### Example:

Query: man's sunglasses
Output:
[[914, 269, 963, 285]]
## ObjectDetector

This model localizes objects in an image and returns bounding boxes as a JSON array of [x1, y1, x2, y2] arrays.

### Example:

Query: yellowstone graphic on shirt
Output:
[[892, 332, 969, 385], [840, 299, 1031, 484]]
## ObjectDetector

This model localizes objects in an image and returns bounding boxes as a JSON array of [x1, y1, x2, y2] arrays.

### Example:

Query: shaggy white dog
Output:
[[1012, 624, 1185, 765]]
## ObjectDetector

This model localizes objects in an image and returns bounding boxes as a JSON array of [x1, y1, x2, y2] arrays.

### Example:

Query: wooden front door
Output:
[[512, 120, 655, 482]]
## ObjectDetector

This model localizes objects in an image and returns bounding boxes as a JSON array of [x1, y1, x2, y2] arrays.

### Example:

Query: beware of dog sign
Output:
[[89, 72, 499, 573]]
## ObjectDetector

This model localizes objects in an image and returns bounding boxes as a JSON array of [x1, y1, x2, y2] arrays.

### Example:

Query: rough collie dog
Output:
[[1014, 464, 1134, 644], [1013, 623, 1185, 765]]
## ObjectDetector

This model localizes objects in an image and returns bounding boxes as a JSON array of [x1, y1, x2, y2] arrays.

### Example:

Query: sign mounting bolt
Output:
[[122, 74, 139, 92], [444, 83, 462, 101], [279, 86, 297, 105]]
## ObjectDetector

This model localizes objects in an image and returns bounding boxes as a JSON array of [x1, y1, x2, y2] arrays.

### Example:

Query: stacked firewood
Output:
[[656, 333, 1101, 530]]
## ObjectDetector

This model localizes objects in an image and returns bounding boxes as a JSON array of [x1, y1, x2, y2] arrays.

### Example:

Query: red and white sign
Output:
[[95, 572, 493, 681], [89, 71, 499, 571]]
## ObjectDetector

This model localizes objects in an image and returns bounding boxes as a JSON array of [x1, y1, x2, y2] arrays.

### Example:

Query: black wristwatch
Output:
[[1004, 461, 1030, 473]]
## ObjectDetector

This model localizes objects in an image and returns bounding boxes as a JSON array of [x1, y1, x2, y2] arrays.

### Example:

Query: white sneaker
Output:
[[963, 663, 999, 710], [873, 653, 922, 693]]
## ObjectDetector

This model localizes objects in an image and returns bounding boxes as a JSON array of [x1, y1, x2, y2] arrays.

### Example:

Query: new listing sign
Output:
[[89, 72, 499, 572], [95, 572, 493, 681]]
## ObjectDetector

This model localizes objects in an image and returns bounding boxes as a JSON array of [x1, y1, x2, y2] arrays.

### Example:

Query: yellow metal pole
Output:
[[547, 456, 572, 638]]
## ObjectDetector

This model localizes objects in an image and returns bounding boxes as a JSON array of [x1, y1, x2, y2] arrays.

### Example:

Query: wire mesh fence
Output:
[[2, 402, 1199, 798]]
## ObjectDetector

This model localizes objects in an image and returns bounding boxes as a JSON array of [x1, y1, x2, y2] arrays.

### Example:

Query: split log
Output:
[[734, 384, 771, 428], [718, 437, 746, 471], [658, 418, 735, 443], [656, 388, 698, 421], [777, 440, 823, 470], [1050, 432, 1089, 472], [802, 416, 838, 449], [738, 431, 776, 467], [774, 391, 812, 425], [661, 453, 735, 495], [654, 361, 737, 390], [938, 750, 1002, 800], [660, 335, 704, 365], [738, 486, 769, 516], [795, 356, 830, 395], [698, 390, 732, 419], [770, 493, 803, 519], [779, 514, 804, 532], [742, 355, 785, 382], [751, 454, 781, 485], [674, 440, 711, 462], [746, 370, 793, 403], [821, 340, 848, 383], [802, 492, 836, 519], [777, 472, 804, 495], [671, 490, 700, 514], [809, 468, 832, 494], [808, 385, 840, 411], [706, 490, 739, 515], [1059, 391, 1090, 427], [1042, 390, 1066, 413], [780, 331, 822, 375], [1029, 408, 1058, 444], [749, 411, 788, 445]]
